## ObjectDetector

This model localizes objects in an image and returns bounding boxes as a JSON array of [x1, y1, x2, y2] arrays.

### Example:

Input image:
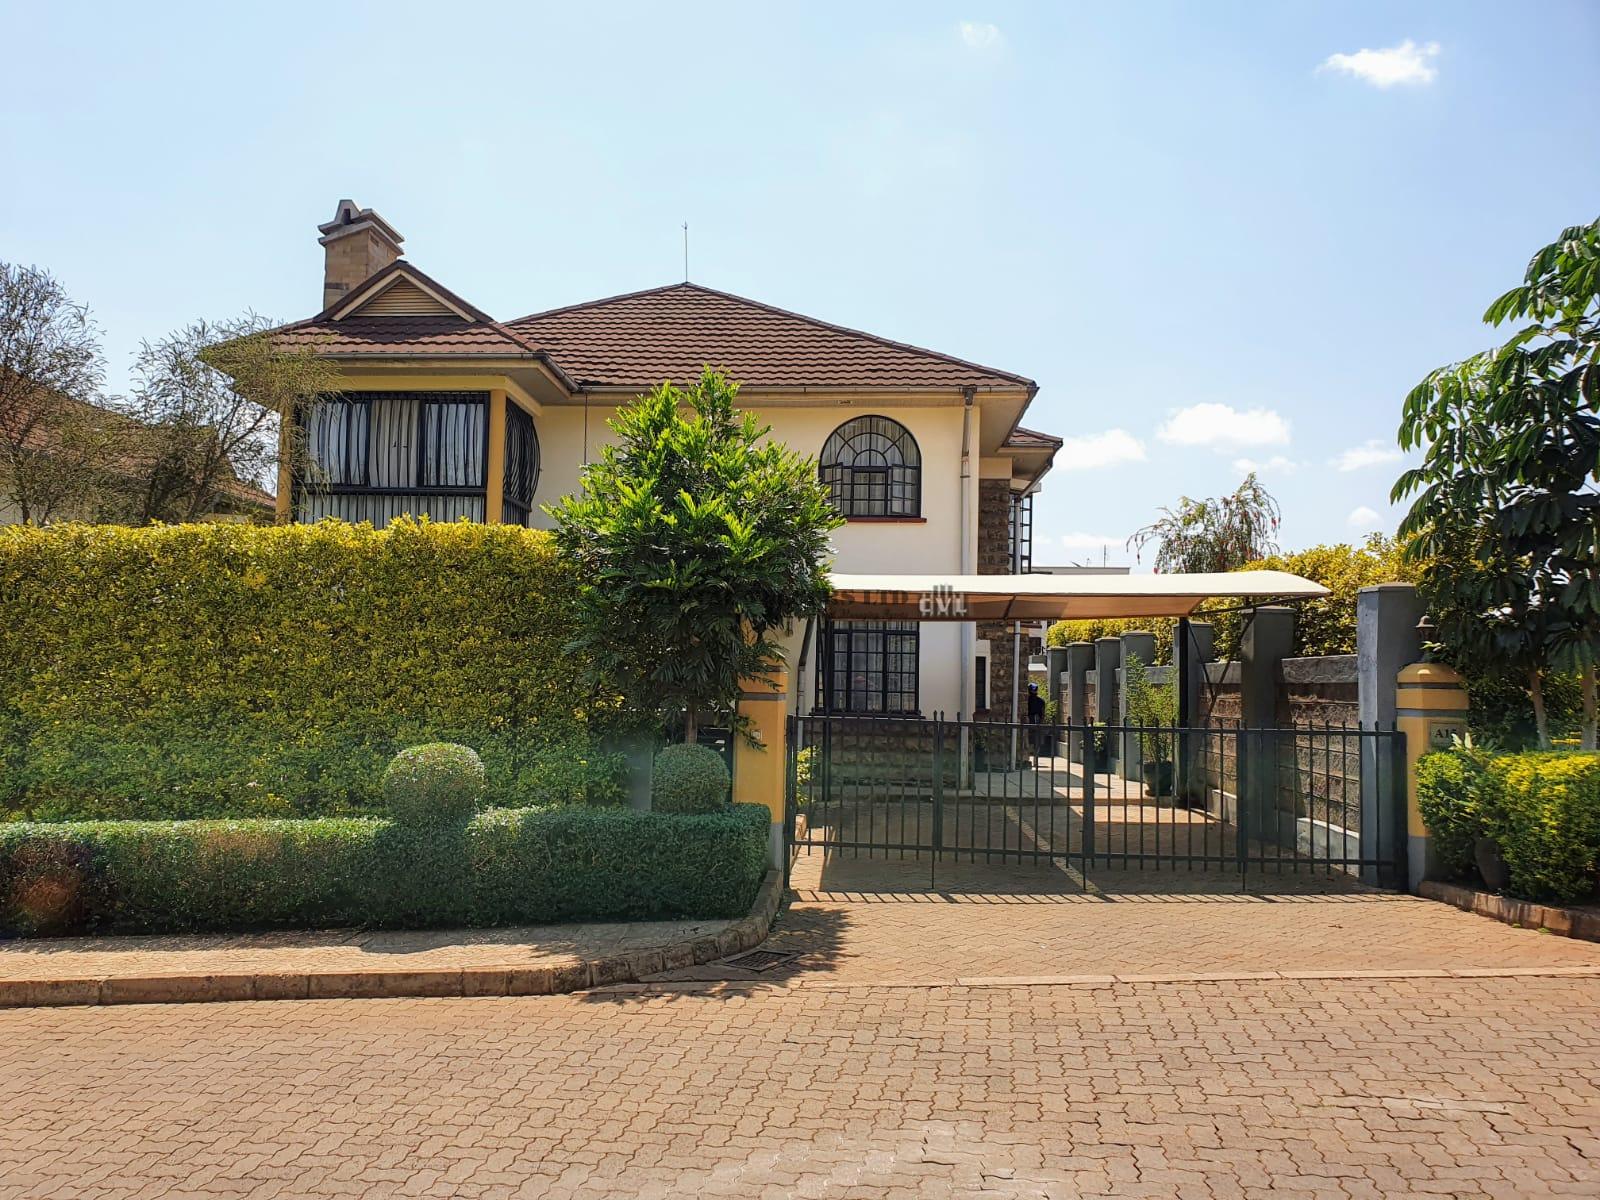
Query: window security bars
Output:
[[818, 415, 921, 518], [502, 402, 541, 527], [815, 619, 920, 714], [1009, 490, 1034, 573], [299, 391, 489, 527]]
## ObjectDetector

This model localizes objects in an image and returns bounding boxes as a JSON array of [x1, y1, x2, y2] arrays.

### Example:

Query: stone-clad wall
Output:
[[976, 479, 1029, 718]]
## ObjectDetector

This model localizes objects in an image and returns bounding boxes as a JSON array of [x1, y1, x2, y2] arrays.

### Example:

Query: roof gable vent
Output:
[[353, 277, 462, 318]]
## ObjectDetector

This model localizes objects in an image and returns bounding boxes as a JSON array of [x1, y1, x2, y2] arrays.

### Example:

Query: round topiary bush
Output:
[[651, 743, 730, 814], [382, 743, 486, 826]]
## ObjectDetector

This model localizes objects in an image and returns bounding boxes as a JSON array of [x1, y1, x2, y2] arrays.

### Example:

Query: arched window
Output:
[[818, 416, 921, 518]]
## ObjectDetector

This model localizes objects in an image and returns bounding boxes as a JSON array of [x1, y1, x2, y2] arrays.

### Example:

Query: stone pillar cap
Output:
[[1398, 662, 1465, 686]]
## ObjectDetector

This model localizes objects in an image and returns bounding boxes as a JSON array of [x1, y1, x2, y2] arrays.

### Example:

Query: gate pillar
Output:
[[1093, 638, 1122, 766], [1064, 642, 1094, 764], [1396, 661, 1469, 893], [734, 666, 790, 869]]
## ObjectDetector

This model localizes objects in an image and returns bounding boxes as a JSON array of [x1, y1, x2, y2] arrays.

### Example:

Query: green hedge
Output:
[[0, 520, 623, 819], [0, 804, 771, 935], [1418, 747, 1600, 903]]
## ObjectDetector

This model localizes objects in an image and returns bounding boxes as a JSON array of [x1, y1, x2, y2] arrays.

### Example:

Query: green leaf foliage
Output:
[[1123, 652, 1177, 763], [1127, 474, 1282, 574], [1393, 216, 1600, 747], [650, 743, 730, 814], [1417, 747, 1600, 904], [547, 369, 841, 742], [0, 520, 622, 819], [0, 803, 771, 935], [1414, 746, 1493, 878], [382, 743, 486, 826]]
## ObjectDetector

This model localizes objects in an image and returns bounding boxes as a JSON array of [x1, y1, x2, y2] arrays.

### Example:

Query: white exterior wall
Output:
[[531, 400, 983, 717]]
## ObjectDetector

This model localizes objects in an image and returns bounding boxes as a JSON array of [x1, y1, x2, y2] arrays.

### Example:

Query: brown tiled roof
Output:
[[505, 283, 1035, 391], [1004, 426, 1063, 449], [272, 315, 530, 357]]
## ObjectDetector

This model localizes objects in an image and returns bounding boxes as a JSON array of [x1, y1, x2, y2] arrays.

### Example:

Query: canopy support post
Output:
[[1177, 617, 1191, 727], [1177, 616, 1192, 803], [1010, 621, 1022, 770]]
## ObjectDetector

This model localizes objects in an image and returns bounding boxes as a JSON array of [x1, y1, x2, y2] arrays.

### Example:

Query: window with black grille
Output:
[[502, 402, 541, 527], [816, 620, 920, 714], [818, 416, 921, 518], [1008, 490, 1034, 572], [298, 391, 488, 527]]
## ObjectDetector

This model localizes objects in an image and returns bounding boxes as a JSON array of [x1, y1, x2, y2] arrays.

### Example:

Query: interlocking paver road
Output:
[[4, 869, 1600, 1198], [3, 975, 1598, 1198]]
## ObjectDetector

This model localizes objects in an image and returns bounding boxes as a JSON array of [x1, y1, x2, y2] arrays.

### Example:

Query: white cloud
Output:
[[1232, 455, 1299, 476], [1319, 39, 1440, 88], [1157, 403, 1291, 451], [1055, 428, 1146, 471], [958, 21, 1002, 49], [1347, 505, 1382, 529], [1331, 439, 1403, 472]]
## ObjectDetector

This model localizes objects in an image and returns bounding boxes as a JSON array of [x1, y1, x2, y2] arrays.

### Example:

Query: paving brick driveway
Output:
[[4, 870, 1599, 1198]]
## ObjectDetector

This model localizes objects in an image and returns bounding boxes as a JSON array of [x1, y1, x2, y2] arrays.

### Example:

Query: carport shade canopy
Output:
[[826, 570, 1329, 622]]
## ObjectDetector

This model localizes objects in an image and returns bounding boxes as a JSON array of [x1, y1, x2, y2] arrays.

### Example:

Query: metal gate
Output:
[[785, 713, 1407, 890]]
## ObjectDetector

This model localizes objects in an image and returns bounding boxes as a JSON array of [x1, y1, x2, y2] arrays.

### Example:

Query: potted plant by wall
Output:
[[1125, 653, 1178, 798], [1089, 722, 1111, 773]]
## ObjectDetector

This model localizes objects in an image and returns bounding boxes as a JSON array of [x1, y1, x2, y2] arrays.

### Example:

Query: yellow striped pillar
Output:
[[484, 389, 507, 524], [1396, 661, 1470, 891], [733, 666, 789, 869]]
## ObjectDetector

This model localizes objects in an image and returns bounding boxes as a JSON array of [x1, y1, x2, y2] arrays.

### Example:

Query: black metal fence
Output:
[[785, 713, 1407, 890]]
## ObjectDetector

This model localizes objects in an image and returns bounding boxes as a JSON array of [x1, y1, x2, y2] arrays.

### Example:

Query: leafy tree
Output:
[[1394, 216, 1599, 748], [0, 263, 106, 522], [1127, 473, 1281, 573], [119, 315, 340, 523], [547, 369, 841, 743]]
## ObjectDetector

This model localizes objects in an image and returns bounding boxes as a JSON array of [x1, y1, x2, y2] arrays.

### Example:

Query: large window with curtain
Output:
[[816, 619, 921, 714], [818, 415, 921, 518], [297, 391, 489, 527]]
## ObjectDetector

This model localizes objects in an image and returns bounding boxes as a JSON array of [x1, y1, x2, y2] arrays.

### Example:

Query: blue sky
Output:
[[3, 1, 1597, 564]]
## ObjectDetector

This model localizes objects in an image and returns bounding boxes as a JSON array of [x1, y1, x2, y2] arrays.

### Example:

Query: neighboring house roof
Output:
[[505, 282, 1036, 392], [5, 391, 274, 510]]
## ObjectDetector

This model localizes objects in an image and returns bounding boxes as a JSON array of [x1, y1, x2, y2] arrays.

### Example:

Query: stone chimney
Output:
[[317, 200, 404, 311]]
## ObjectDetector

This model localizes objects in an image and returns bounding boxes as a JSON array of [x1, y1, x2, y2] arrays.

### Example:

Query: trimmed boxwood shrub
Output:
[[652, 744, 730, 814], [383, 744, 486, 825], [0, 520, 624, 819], [1493, 753, 1600, 904], [1417, 747, 1600, 904], [0, 804, 770, 936]]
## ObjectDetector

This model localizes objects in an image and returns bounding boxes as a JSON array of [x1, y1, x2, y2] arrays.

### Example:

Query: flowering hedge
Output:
[[0, 520, 621, 819]]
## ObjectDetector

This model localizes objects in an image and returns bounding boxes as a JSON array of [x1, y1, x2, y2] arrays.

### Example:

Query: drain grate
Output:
[[722, 948, 800, 972]]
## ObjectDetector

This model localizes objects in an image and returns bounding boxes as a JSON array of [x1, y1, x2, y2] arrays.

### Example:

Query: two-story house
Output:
[[274, 201, 1060, 723]]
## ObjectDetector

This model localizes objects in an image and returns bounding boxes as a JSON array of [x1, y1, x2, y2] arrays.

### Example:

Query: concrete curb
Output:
[[585, 963, 1600, 996], [1420, 879, 1600, 942], [0, 871, 785, 1010]]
